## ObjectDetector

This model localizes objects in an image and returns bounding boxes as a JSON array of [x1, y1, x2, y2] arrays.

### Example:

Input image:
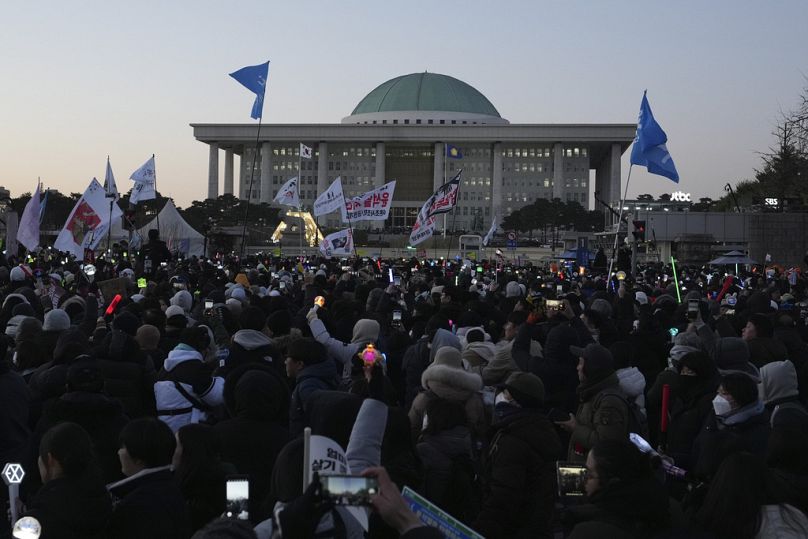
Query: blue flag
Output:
[[630, 91, 679, 183], [446, 144, 463, 159], [229, 61, 270, 120]]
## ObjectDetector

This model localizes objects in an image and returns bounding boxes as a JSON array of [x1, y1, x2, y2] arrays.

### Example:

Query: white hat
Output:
[[635, 291, 649, 305]]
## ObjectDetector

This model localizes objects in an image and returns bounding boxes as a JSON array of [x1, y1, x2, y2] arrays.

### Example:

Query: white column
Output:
[[208, 143, 219, 200], [433, 142, 444, 191], [317, 142, 328, 193], [610, 142, 622, 206], [492, 142, 502, 219], [224, 148, 234, 195], [260, 142, 272, 203], [553, 142, 564, 201], [375, 142, 385, 188]]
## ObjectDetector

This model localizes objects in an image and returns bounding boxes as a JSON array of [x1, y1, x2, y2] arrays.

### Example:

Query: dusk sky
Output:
[[2, 1, 806, 208]]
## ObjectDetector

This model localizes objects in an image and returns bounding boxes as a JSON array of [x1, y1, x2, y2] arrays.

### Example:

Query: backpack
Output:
[[594, 389, 649, 439]]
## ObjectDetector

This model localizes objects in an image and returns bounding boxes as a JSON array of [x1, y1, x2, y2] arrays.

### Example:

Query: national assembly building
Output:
[[192, 72, 635, 232]]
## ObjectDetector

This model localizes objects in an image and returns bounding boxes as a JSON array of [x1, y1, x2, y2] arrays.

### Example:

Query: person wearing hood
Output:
[[743, 313, 789, 368], [610, 341, 646, 418], [266, 309, 302, 360], [474, 372, 563, 538], [692, 372, 771, 480], [531, 321, 581, 413], [220, 320, 279, 380], [286, 338, 339, 436], [557, 344, 630, 463], [408, 346, 486, 443], [11, 316, 47, 382], [40, 308, 72, 361], [155, 326, 225, 432], [565, 439, 671, 539], [159, 305, 189, 356], [171, 290, 195, 319], [461, 327, 497, 376], [95, 311, 157, 418], [213, 370, 290, 522], [34, 358, 130, 483], [307, 307, 379, 385], [760, 360, 808, 430]]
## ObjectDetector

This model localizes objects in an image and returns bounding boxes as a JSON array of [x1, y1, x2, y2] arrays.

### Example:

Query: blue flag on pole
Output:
[[630, 91, 679, 183], [229, 61, 270, 120]]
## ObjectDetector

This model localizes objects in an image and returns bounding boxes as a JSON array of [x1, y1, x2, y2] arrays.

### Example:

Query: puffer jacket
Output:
[[408, 365, 486, 442], [94, 329, 157, 418], [747, 337, 789, 368], [473, 408, 563, 539], [416, 426, 473, 519], [568, 373, 630, 462], [154, 345, 224, 432]]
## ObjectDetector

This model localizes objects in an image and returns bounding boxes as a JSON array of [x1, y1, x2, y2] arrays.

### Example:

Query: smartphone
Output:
[[393, 310, 402, 321], [280, 281, 286, 290], [225, 476, 249, 520], [205, 300, 214, 310], [546, 299, 563, 311], [393, 276, 401, 287], [556, 284, 563, 295], [161, 262, 167, 268], [320, 474, 378, 506], [687, 299, 699, 320], [556, 462, 587, 497]]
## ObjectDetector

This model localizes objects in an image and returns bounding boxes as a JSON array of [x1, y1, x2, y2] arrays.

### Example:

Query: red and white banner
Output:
[[341, 181, 396, 222], [55, 178, 123, 257], [425, 170, 461, 218], [409, 200, 436, 246]]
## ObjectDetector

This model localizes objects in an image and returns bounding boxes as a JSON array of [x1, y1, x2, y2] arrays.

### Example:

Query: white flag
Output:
[[274, 176, 300, 207], [483, 217, 499, 246], [300, 143, 313, 159], [17, 182, 41, 251], [130, 180, 156, 204], [341, 181, 396, 222], [409, 200, 436, 246], [130, 156, 156, 183], [319, 228, 353, 258], [104, 158, 119, 199], [54, 178, 123, 257], [313, 177, 344, 216]]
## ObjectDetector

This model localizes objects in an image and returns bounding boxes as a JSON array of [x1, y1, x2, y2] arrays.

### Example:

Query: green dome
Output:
[[351, 72, 501, 117]]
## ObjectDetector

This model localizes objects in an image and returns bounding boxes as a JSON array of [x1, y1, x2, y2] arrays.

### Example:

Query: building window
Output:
[[416, 119, 421, 124], [439, 120, 445, 124], [428, 119, 433, 124], [393, 119, 398, 124]]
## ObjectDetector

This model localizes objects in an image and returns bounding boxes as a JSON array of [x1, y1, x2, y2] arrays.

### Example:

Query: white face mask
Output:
[[712, 395, 732, 416]]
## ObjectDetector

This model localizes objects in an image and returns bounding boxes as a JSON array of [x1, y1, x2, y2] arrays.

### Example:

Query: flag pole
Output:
[[152, 154, 160, 237], [442, 144, 447, 239], [105, 158, 115, 255], [342, 191, 359, 259], [240, 117, 263, 257], [606, 164, 633, 281], [298, 149, 304, 260]]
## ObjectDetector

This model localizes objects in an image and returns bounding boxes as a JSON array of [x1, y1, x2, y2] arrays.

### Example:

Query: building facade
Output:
[[193, 72, 635, 232]]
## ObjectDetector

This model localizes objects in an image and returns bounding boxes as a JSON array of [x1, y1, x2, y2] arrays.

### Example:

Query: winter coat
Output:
[[462, 340, 497, 376], [218, 329, 279, 379], [747, 337, 789, 368], [408, 365, 486, 442], [568, 373, 630, 462], [107, 466, 190, 539], [213, 369, 290, 522], [309, 317, 378, 384], [177, 462, 226, 533], [760, 360, 808, 430], [692, 404, 771, 479], [665, 374, 719, 469], [756, 504, 808, 538], [531, 323, 580, 413], [289, 359, 339, 435], [35, 391, 129, 483], [154, 345, 225, 432], [565, 476, 671, 539], [94, 329, 157, 418], [616, 366, 647, 417], [416, 426, 474, 522], [402, 337, 430, 410], [473, 408, 563, 539], [0, 363, 30, 466], [26, 474, 112, 539]]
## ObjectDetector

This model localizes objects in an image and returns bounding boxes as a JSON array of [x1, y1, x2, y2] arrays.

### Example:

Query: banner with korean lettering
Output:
[[319, 228, 353, 258], [313, 177, 344, 216], [409, 200, 436, 247], [425, 170, 461, 218], [306, 434, 368, 531], [341, 181, 396, 222]]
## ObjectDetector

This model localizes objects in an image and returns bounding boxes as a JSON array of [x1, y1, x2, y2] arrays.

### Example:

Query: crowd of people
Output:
[[3, 229, 808, 539]]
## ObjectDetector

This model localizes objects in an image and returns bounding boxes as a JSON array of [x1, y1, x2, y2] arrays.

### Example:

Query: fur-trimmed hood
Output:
[[421, 364, 482, 401]]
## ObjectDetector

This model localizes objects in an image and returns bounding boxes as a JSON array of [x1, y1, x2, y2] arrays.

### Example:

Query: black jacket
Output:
[[692, 408, 771, 479], [26, 473, 112, 539], [0, 362, 29, 466], [402, 337, 430, 410], [107, 467, 191, 539], [94, 330, 157, 418], [474, 408, 563, 539], [289, 360, 338, 435]]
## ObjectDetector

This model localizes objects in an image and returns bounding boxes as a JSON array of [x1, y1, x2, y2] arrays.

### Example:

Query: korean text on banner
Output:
[[313, 177, 344, 216], [341, 181, 396, 222], [306, 434, 368, 531], [409, 207, 436, 246]]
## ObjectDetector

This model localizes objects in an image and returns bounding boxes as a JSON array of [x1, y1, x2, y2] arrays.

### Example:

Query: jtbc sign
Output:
[[670, 191, 691, 202]]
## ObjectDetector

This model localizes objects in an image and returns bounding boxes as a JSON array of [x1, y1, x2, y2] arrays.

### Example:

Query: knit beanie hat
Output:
[[570, 343, 614, 382], [230, 287, 248, 304], [165, 305, 185, 319], [43, 309, 71, 332], [433, 346, 462, 369], [506, 281, 522, 298], [589, 298, 613, 318], [226, 298, 243, 318], [135, 324, 161, 351], [504, 372, 545, 408]]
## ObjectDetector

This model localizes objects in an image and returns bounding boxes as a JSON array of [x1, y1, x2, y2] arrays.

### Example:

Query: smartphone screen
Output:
[[388, 268, 394, 283], [556, 462, 587, 497], [546, 299, 562, 311], [393, 276, 401, 287], [687, 299, 699, 319], [205, 300, 214, 310], [225, 476, 249, 519], [320, 475, 378, 506], [393, 310, 402, 321]]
